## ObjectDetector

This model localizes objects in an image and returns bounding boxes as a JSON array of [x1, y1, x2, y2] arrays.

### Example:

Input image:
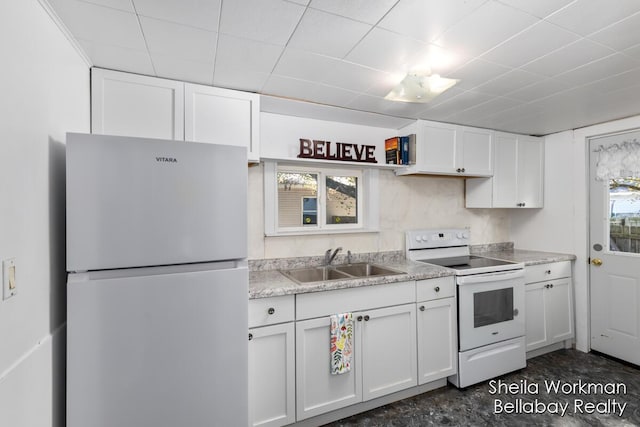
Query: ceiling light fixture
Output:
[[385, 72, 459, 103]]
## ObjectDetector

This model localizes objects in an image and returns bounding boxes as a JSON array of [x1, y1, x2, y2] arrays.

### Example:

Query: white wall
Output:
[[0, 1, 89, 426], [250, 113, 510, 259]]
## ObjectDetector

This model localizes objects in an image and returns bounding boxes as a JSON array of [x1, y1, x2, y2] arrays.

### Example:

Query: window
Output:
[[264, 162, 378, 235]]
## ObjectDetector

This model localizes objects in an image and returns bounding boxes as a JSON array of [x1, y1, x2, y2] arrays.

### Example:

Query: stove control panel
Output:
[[406, 228, 470, 250]]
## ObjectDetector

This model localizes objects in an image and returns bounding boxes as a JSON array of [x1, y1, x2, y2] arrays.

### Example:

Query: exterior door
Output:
[[589, 132, 640, 365]]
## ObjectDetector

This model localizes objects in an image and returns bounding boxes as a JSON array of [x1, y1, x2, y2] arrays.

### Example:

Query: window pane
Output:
[[278, 172, 318, 228], [609, 176, 640, 253], [326, 175, 358, 225]]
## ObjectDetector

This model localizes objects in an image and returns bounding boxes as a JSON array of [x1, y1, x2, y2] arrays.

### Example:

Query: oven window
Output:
[[473, 288, 514, 328]]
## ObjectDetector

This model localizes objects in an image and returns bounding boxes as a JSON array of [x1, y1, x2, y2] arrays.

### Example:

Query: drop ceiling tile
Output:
[[434, 1, 538, 57], [274, 49, 392, 93], [581, 66, 640, 94], [215, 34, 283, 74], [263, 75, 360, 107], [78, 38, 154, 74], [555, 53, 639, 87], [213, 69, 271, 92], [449, 59, 511, 91], [497, 0, 575, 19], [521, 38, 615, 77], [378, 0, 486, 43], [347, 94, 433, 118], [287, 0, 310, 5], [481, 21, 580, 68], [422, 90, 494, 119], [588, 12, 640, 51], [140, 17, 217, 63], [345, 27, 432, 73], [545, 0, 640, 36], [623, 43, 640, 61], [505, 78, 572, 102], [309, 0, 397, 25], [449, 96, 522, 122], [151, 54, 214, 85], [80, 0, 135, 12], [287, 8, 371, 58], [219, 0, 305, 45], [133, 0, 221, 31], [474, 69, 542, 96], [49, 0, 145, 50]]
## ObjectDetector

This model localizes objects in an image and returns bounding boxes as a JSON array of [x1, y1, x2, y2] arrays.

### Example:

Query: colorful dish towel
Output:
[[330, 312, 353, 375]]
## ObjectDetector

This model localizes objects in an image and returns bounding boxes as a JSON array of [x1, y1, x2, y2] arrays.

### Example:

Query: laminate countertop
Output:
[[249, 249, 576, 299]]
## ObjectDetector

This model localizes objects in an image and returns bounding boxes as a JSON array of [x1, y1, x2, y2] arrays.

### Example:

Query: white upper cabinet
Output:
[[91, 68, 184, 140], [185, 84, 260, 162], [91, 68, 260, 162], [466, 132, 544, 208], [395, 120, 493, 177]]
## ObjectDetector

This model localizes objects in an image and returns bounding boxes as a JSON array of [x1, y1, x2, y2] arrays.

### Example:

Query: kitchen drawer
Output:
[[416, 276, 455, 301], [525, 261, 571, 284], [296, 281, 415, 320], [249, 295, 295, 328]]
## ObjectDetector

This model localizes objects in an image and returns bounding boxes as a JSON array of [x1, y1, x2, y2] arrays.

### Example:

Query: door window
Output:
[[609, 176, 640, 253]]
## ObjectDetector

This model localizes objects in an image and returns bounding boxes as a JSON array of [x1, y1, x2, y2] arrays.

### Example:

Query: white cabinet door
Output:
[[546, 277, 574, 343], [517, 136, 544, 208], [416, 120, 458, 174], [525, 277, 573, 352], [359, 304, 417, 400], [525, 281, 548, 352], [91, 68, 184, 140], [416, 297, 457, 385], [295, 316, 361, 421], [459, 126, 493, 176], [466, 133, 544, 208], [184, 83, 260, 162], [249, 323, 295, 427]]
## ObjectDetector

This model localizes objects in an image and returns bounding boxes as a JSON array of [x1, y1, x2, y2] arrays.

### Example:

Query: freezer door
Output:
[[66, 133, 247, 271], [67, 263, 248, 427]]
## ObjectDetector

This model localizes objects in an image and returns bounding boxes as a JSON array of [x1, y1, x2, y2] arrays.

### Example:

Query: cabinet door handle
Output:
[[550, 284, 554, 289], [419, 305, 425, 311], [357, 315, 363, 322], [461, 168, 466, 173], [456, 168, 462, 173], [434, 286, 440, 292], [364, 315, 370, 321], [268, 307, 275, 315], [522, 202, 526, 207], [248, 333, 253, 341]]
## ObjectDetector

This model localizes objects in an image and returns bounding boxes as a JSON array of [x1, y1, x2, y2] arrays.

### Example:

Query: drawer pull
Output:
[[434, 286, 440, 292], [419, 305, 425, 312], [545, 270, 551, 274], [248, 333, 253, 341], [268, 307, 275, 315], [357, 315, 363, 322], [364, 315, 370, 321]]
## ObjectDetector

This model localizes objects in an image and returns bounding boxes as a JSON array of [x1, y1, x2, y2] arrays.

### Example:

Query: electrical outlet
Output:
[[3, 258, 16, 300]]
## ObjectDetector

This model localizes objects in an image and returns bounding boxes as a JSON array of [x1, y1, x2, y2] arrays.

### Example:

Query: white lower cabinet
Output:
[[524, 262, 574, 354], [249, 322, 295, 427], [295, 303, 417, 421], [360, 304, 418, 400], [416, 297, 457, 384], [295, 316, 362, 420]]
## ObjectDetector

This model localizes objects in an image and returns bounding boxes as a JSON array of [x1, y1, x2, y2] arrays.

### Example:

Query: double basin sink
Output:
[[280, 262, 404, 284]]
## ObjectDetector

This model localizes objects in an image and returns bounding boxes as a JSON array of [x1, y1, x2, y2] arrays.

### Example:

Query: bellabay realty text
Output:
[[489, 379, 628, 417]]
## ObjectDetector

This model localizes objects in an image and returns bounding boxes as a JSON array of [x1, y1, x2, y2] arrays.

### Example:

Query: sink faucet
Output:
[[325, 247, 342, 265]]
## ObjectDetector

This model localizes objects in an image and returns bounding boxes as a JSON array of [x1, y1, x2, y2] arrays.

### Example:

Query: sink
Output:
[[280, 263, 403, 284], [335, 263, 403, 277], [280, 266, 351, 284]]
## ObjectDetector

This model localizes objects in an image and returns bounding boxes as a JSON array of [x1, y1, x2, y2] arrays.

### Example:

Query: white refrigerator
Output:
[[65, 133, 248, 427]]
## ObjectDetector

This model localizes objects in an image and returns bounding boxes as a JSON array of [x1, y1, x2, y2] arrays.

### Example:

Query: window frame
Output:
[[264, 161, 379, 236]]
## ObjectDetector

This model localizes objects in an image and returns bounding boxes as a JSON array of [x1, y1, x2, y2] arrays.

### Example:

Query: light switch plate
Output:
[[3, 258, 16, 300]]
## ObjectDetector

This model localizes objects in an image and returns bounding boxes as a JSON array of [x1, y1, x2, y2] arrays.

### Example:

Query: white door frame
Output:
[[573, 118, 640, 353]]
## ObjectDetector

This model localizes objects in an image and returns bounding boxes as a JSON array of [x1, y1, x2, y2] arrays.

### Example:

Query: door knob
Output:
[[591, 258, 603, 266]]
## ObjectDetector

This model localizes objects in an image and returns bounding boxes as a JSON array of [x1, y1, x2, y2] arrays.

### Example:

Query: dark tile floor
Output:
[[325, 349, 640, 426]]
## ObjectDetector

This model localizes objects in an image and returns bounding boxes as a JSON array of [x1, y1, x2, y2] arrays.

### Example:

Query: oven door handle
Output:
[[456, 269, 524, 285]]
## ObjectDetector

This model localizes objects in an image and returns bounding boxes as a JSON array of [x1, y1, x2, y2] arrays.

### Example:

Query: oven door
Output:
[[457, 270, 525, 351]]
